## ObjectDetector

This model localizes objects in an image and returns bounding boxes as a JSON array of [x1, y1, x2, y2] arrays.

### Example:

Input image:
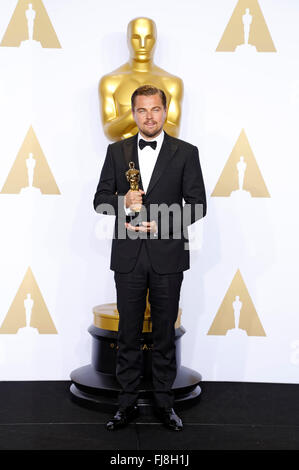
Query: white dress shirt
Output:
[[124, 130, 164, 235], [137, 130, 164, 194]]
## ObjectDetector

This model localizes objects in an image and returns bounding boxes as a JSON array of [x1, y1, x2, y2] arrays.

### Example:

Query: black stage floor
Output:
[[0, 380, 298, 451]]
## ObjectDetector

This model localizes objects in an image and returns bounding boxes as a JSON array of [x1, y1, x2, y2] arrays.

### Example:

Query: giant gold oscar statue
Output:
[[70, 18, 201, 410], [99, 17, 183, 141], [96, 17, 184, 335]]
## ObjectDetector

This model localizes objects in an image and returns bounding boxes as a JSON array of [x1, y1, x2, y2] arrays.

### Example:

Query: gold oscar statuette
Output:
[[99, 17, 183, 141], [125, 161, 141, 213]]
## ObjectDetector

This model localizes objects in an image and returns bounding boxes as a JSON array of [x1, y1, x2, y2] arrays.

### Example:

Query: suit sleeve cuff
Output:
[[124, 200, 133, 215]]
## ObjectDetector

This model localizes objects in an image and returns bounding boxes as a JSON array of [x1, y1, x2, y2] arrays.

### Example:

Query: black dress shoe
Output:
[[106, 405, 139, 431], [155, 407, 183, 431]]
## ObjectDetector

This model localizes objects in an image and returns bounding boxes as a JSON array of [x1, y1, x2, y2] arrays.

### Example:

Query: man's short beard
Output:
[[141, 124, 163, 138]]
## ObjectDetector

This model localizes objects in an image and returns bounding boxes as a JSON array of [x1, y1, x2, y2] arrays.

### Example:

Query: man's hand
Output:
[[125, 220, 158, 234], [124, 189, 145, 210]]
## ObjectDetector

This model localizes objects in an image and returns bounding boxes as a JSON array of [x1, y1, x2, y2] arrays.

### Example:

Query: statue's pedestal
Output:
[[17, 326, 39, 336], [20, 40, 42, 49], [226, 327, 247, 338], [230, 189, 251, 200], [20, 186, 42, 196], [70, 300, 202, 413], [235, 43, 257, 53]]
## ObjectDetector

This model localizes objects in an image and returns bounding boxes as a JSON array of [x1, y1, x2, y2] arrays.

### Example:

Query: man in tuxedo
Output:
[[93, 85, 206, 431]]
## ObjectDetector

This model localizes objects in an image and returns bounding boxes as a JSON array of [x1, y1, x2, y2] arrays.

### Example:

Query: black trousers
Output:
[[114, 240, 184, 410]]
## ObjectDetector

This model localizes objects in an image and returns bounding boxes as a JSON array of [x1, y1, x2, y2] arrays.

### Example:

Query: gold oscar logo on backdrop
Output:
[[216, 0, 276, 52], [211, 129, 270, 198], [0, 0, 61, 48], [0, 267, 57, 334], [1, 126, 60, 195], [207, 269, 266, 336]]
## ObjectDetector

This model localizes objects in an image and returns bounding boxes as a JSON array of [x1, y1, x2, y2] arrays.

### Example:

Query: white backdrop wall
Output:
[[0, 0, 299, 381]]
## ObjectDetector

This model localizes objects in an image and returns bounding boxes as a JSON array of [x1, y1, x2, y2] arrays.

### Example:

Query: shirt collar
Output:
[[137, 130, 164, 147]]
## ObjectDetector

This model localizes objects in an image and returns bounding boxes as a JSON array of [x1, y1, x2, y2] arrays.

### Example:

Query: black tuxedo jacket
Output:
[[93, 132, 206, 274]]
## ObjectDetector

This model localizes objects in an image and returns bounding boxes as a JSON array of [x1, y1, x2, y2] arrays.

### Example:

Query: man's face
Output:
[[132, 94, 167, 139]]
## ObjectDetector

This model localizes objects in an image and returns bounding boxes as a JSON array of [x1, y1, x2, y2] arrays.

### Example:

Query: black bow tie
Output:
[[139, 139, 157, 150]]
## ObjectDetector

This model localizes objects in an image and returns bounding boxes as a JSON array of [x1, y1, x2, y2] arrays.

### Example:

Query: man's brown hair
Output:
[[131, 85, 167, 110]]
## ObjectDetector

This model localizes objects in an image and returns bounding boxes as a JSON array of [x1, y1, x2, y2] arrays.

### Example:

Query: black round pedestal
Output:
[[70, 324, 201, 413]]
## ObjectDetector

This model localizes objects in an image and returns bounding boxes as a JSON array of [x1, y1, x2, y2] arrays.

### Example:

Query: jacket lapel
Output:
[[145, 132, 178, 198], [121, 131, 179, 198]]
